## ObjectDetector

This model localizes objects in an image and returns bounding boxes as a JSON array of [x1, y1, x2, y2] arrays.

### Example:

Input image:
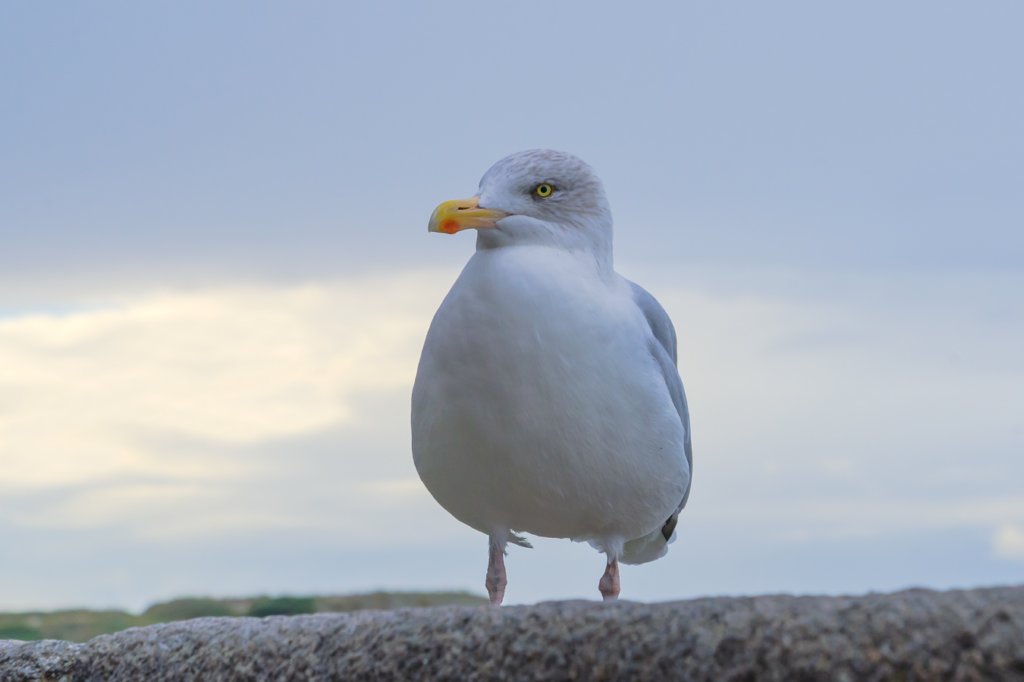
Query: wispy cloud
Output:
[[0, 271, 449, 489]]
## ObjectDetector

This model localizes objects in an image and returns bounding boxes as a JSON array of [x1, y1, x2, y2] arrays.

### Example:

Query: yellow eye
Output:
[[534, 183, 554, 198]]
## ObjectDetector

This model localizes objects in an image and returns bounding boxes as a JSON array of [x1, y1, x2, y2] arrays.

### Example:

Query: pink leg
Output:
[[599, 557, 620, 601], [486, 537, 507, 606]]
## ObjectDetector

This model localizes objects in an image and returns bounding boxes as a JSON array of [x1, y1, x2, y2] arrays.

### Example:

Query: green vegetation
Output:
[[0, 625, 42, 640], [141, 597, 236, 621], [0, 609, 139, 644], [248, 596, 316, 617], [0, 591, 486, 643]]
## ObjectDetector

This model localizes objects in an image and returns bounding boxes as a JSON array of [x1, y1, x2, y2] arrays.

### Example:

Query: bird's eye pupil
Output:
[[535, 183, 554, 197]]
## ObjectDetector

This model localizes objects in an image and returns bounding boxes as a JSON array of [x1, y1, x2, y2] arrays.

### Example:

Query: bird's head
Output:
[[428, 149, 612, 259]]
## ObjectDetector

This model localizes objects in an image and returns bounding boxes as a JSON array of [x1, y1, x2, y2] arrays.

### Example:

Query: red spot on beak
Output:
[[440, 219, 459, 234]]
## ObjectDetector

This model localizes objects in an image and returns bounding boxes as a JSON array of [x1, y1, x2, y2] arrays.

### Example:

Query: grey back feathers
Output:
[[629, 281, 693, 513]]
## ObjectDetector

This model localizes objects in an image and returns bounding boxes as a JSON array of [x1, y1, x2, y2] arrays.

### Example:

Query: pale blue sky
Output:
[[1, 2, 1021, 611], [4, 1, 1021, 287]]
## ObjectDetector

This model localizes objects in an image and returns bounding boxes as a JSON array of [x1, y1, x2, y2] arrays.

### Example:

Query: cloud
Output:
[[0, 271, 450, 490], [993, 524, 1024, 560], [1, 266, 1023, 608]]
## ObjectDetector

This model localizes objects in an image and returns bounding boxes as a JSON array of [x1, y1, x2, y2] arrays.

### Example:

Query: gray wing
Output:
[[629, 281, 693, 530]]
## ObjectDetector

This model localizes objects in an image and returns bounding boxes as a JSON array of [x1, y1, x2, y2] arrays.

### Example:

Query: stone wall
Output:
[[1, 585, 1022, 681]]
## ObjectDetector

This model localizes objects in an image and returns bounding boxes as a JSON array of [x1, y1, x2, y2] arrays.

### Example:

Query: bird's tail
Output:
[[620, 520, 676, 565]]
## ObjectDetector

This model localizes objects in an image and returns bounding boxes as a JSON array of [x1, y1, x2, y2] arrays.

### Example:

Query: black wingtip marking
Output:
[[661, 514, 678, 542]]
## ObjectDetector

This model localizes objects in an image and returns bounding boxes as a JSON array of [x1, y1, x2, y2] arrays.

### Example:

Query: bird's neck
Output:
[[475, 219, 615, 278]]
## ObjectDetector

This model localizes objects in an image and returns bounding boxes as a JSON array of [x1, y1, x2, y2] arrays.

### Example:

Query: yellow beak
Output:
[[428, 196, 508, 234]]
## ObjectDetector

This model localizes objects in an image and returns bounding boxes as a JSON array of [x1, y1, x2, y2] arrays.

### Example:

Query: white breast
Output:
[[411, 246, 689, 545]]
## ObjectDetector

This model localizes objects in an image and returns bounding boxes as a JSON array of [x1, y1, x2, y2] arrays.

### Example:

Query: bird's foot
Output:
[[486, 539, 507, 606], [599, 558, 620, 601]]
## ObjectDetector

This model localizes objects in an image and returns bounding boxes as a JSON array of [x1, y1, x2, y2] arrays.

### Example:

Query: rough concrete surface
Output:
[[1, 585, 1022, 681]]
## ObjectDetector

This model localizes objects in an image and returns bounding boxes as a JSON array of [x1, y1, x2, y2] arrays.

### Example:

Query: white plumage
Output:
[[412, 150, 692, 604]]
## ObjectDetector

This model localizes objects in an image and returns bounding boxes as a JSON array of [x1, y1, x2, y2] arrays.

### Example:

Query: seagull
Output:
[[411, 150, 692, 605]]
